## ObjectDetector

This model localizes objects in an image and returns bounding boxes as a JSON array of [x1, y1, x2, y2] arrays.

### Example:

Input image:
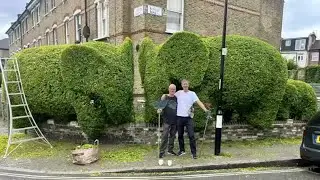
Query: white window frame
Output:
[[38, 36, 42, 46], [52, 24, 58, 45], [33, 39, 37, 47], [74, 10, 82, 42], [95, 0, 109, 38], [16, 25, 21, 39], [51, 0, 56, 9], [31, 10, 36, 27], [295, 39, 306, 51], [45, 0, 49, 14], [311, 52, 319, 62], [25, 17, 28, 32], [36, 5, 40, 24], [166, 0, 184, 33], [64, 17, 70, 44], [285, 40, 291, 47], [45, 29, 50, 45]]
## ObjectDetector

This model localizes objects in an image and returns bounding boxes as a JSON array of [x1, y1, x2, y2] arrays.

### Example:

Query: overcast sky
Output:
[[0, 0, 319, 40]]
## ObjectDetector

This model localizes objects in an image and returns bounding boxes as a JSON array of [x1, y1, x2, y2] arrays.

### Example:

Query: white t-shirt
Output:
[[175, 90, 199, 117]]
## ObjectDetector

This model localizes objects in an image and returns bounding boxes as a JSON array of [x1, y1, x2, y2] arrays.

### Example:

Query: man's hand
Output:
[[157, 109, 162, 114]]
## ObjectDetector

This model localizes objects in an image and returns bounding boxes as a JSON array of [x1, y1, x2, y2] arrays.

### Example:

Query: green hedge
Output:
[[138, 37, 154, 85], [287, 79, 317, 120], [8, 39, 134, 139], [305, 66, 320, 83], [202, 35, 288, 128], [140, 32, 288, 129], [277, 81, 298, 120]]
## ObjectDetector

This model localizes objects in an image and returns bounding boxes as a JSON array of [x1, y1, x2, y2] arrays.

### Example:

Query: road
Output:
[[0, 167, 319, 180]]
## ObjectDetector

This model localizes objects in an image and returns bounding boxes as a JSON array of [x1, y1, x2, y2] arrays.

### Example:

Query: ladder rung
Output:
[[13, 126, 37, 132], [6, 81, 20, 84], [8, 93, 23, 96], [11, 137, 44, 145], [4, 69, 17, 72], [11, 104, 27, 108], [12, 115, 30, 120]]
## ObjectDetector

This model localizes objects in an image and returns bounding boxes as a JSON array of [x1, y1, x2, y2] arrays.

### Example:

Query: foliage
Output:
[[287, 79, 317, 120], [287, 59, 298, 70], [138, 37, 154, 85], [277, 81, 298, 120], [305, 65, 320, 83], [140, 32, 288, 129], [60, 42, 134, 139], [202, 35, 288, 128]]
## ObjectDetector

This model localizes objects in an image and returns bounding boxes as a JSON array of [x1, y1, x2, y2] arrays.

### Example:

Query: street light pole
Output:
[[215, 0, 228, 156]]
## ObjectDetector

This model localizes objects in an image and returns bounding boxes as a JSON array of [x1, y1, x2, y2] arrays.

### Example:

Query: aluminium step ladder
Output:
[[0, 58, 52, 158]]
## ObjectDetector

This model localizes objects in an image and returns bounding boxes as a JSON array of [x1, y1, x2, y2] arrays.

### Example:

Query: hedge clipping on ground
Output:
[[140, 32, 288, 129], [11, 39, 134, 139]]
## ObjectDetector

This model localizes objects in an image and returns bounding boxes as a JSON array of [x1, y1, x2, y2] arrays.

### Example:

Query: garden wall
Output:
[[40, 120, 305, 144]]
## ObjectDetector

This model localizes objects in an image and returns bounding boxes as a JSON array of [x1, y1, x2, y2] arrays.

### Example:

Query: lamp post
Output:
[[83, 0, 90, 42], [215, 0, 228, 156]]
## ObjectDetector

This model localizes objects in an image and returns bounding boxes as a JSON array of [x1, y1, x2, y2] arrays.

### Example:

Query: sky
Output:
[[0, 0, 319, 40]]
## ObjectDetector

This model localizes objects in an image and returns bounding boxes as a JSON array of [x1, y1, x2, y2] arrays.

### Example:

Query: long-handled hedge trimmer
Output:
[[199, 109, 213, 158]]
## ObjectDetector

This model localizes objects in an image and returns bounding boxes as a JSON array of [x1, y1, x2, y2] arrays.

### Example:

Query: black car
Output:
[[300, 111, 320, 165]]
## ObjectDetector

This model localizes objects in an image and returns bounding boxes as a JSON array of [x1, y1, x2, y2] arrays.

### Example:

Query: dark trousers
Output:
[[177, 116, 196, 155], [160, 123, 177, 154]]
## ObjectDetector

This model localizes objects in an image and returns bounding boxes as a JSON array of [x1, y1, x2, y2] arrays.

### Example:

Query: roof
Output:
[[282, 37, 308, 40], [0, 38, 9, 50], [310, 40, 320, 50]]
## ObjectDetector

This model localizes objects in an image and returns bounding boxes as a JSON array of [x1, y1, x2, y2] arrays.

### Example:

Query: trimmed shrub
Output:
[[288, 79, 317, 120], [305, 66, 320, 83], [202, 35, 288, 128], [287, 59, 297, 70], [138, 37, 154, 85], [157, 32, 209, 88], [13, 45, 74, 119], [60, 42, 134, 139], [277, 81, 298, 120]]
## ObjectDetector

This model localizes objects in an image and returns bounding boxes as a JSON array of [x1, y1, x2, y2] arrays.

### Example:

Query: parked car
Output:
[[300, 111, 320, 165]]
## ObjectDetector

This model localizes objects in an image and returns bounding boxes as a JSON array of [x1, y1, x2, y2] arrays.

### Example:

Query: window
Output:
[[64, 20, 69, 44], [25, 18, 28, 32], [96, 0, 109, 38], [295, 39, 306, 50], [45, 0, 49, 14], [52, 27, 58, 45], [285, 40, 291, 47], [21, 20, 25, 34], [38, 37, 42, 46], [297, 54, 304, 61], [74, 14, 82, 42], [312, 52, 319, 62], [166, 0, 184, 33], [36, 6, 40, 23], [33, 39, 37, 47], [51, 0, 56, 9], [31, 11, 36, 26], [16, 26, 21, 39], [46, 31, 50, 45]]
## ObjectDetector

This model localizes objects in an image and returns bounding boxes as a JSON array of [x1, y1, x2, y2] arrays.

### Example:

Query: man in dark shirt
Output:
[[158, 84, 178, 158]]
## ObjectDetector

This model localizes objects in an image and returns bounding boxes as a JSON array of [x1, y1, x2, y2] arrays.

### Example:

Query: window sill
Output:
[[165, 29, 183, 34], [44, 13, 49, 17], [93, 36, 110, 41], [50, 7, 57, 13]]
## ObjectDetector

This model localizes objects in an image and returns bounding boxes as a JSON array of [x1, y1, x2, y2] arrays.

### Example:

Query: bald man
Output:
[[158, 84, 178, 158]]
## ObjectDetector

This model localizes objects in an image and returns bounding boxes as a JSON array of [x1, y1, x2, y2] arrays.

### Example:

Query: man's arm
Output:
[[161, 94, 167, 100], [196, 100, 209, 112]]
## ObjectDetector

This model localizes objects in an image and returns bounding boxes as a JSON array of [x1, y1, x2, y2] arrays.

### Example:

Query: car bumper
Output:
[[300, 143, 320, 163]]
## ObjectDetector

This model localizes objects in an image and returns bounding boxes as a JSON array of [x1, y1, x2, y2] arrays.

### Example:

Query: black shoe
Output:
[[192, 154, 197, 159], [159, 152, 165, 158], [167, 151, 178, 156], [178, 151, 186, 156]]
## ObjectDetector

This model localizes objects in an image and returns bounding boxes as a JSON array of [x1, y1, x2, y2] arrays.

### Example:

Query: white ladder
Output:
[[0, 58, 52, 158]]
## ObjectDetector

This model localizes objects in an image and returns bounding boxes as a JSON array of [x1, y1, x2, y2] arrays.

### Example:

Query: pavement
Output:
[[0, 137, 304, 175]]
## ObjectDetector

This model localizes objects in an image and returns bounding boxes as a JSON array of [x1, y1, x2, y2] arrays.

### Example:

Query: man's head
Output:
[[168, 84, 176, 95], [181, 79, 189, 91]]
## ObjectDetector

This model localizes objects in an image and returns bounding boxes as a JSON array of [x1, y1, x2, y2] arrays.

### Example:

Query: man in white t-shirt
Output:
[[175, 79, 209, 159]]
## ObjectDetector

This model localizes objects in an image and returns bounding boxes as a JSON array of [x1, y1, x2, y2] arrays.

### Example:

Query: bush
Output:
[[157, 32, 209, 88], [141, 33, 288, 129], [287, 59, 298, 70], [305, 66, 320, 83], [288, 79, 317, 120], [61, 42, 134, 139], [138, 37, 154, 85], [277, 81, 298, 120], [202, 35, 288, 128], [13, 45, 74, 120]]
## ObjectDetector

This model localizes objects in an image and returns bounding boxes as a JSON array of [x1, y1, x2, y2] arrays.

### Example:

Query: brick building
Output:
[[6, 0, 284, 102]]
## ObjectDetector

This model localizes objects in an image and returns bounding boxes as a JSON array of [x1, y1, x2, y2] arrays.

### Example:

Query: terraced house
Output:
[[6, 0, 285, 100]]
